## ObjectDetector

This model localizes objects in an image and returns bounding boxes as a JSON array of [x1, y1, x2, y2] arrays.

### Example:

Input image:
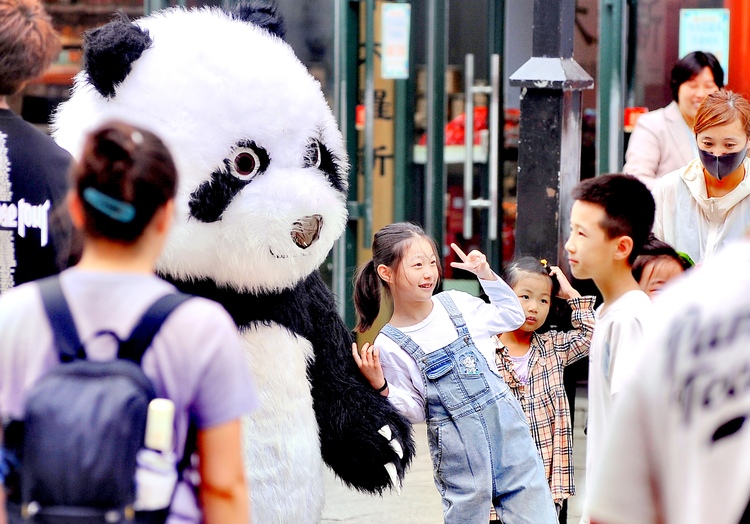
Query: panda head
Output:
[[53, 0, 349, 294]]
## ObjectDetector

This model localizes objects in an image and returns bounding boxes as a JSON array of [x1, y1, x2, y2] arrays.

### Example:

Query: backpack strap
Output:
[[38, 276, 85, 362], [118, 293, 193, 364]]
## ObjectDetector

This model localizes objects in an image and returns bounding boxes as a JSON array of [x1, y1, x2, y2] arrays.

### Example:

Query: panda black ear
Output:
[[83, 11, 152, 99], [229, 0, 286, 39]]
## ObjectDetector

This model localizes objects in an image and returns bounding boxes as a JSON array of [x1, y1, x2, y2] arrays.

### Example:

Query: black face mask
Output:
[[698, 143, 749, 181]]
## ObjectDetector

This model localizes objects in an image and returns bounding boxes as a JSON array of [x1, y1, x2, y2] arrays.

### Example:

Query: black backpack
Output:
[[6, 276, 192, 524]]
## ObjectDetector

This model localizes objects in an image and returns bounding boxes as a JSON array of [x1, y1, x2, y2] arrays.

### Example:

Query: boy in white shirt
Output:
[[564, 174, 656, 523]]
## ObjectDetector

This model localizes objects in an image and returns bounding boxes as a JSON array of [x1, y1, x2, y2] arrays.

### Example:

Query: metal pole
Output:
[[509, 0, 593, 267], [363, 0, 375, 247]]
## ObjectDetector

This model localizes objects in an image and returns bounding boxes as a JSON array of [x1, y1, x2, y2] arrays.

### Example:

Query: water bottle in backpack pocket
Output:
[[134, 399, 179, 512]]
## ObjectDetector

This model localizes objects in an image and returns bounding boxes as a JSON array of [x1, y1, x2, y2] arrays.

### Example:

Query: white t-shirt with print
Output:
[[588, 240, 750, 524]]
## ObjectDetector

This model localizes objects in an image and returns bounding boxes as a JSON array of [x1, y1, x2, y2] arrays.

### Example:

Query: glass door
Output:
[[405, 0, 509, 294]]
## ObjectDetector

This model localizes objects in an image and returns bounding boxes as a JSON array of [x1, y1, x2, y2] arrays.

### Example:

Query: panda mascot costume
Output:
[[52, 1, 415, 522]]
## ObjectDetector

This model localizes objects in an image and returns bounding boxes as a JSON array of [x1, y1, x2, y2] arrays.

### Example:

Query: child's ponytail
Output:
[[354, 259, 382, 333]]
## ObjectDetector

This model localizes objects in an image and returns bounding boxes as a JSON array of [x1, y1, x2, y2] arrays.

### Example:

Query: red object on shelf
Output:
[[418, 106, 488, 146], [624, 107, 648, 131]]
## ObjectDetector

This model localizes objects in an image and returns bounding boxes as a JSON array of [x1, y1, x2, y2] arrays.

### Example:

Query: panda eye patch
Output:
[[189, 140, 270, 223], [305, 140, 322, 169], [303, 137, 345, 192]]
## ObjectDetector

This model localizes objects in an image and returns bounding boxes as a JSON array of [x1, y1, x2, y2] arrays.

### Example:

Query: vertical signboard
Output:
[[381, 3, 411, 79], [679, 9, 730, 82]]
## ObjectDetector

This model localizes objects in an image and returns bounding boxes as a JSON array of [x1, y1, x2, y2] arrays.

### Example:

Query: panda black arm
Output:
[[162, 271, 416, 492], [298, 272, 415, 493]]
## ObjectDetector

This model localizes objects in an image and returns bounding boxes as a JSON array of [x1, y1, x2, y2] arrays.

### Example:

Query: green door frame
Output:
[[333, 0, 360, 328], [332, 0, 507, 326], [397, 0, 506, 271], [597, 0, 637, 175]]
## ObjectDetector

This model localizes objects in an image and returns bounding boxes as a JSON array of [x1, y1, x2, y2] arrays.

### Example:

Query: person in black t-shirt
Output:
[[0, 0, 77, 293]]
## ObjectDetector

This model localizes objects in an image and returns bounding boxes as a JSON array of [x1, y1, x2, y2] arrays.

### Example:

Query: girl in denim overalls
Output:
[[352, 223, 556, 524]]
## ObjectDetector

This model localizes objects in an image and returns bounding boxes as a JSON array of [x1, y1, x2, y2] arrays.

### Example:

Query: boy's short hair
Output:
[[0, 0, 60, 95], [571, 174, 655, 265]]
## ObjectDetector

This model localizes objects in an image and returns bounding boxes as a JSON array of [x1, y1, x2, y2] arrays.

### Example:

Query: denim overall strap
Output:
[[380, 323, 427, 361], [435, 293, 470, 340]]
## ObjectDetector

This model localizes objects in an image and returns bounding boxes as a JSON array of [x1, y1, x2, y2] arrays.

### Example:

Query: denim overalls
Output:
[[382, 293, 556, 523]]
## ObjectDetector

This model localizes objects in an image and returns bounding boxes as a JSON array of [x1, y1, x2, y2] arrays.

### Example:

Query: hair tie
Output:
[[82, 187, 136, 223], [676, 251, 695, 268]]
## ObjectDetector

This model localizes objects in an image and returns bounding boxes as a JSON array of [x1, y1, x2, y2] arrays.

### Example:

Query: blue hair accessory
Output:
[[82, 187, 136, 223]]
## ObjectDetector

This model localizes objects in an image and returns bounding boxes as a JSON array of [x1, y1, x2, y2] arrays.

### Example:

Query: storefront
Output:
[[18, 0, 749, 331]]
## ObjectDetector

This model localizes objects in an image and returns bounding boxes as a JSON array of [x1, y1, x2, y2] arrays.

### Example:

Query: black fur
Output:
[[188, 141, 269, 223], [162, 271, 416, 492], [83, 13, 152, 99], [188, 171, 250, 223], [229, 0, 286, 39]]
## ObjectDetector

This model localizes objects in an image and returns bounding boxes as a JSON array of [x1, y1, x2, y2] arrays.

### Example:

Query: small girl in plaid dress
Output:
[[492, 257, 596, 517]]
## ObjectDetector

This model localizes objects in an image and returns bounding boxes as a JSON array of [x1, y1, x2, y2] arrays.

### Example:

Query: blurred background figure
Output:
[[652, 90, 750, 265], [623, 51, 724, 189], [631, 235, 692, 299], [0, 0, 76, 293]]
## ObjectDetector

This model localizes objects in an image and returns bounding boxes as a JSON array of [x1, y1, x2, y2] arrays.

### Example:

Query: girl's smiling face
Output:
[[388, 237, 439, 303], [512, 271, 553, 332]]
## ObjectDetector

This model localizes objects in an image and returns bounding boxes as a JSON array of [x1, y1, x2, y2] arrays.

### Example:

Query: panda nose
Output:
[[291, 215, 323, 249]]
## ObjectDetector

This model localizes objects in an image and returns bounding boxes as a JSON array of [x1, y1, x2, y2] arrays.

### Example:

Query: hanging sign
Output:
[[679, 9, 730, 82], [380, 3, 411, 79]]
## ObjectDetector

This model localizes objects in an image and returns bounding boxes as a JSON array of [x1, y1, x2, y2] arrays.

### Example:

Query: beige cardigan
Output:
[[623, 101, 696, 190]]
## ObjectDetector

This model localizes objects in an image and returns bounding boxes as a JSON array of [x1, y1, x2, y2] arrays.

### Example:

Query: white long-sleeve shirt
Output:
[[653, 157, 750, 264], [375, 277, 525, 423]]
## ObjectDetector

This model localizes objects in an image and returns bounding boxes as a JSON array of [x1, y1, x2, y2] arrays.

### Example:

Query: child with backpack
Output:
[[0, 121, 256, 524], [492, 257, 596, 516]]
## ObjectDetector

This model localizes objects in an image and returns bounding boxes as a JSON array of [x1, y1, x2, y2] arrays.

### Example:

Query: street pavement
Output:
[[322, 387, 588, 523]]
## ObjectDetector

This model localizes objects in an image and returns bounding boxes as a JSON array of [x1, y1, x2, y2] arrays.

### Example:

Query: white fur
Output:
[[240, 324, 323, 523], [53, 6, 350, 521], [52, 6, 348, 293]]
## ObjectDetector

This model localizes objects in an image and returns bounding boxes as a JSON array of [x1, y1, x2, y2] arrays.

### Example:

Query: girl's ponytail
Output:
[[354, 259, 382, 333]]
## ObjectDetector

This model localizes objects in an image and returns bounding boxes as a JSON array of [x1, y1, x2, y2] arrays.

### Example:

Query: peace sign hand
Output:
[[449, 243, 496, 281]]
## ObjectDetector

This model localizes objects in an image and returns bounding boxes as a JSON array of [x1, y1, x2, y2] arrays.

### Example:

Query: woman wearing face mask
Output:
[[623, 51, 724, 190], [652, 90, 750, 264]]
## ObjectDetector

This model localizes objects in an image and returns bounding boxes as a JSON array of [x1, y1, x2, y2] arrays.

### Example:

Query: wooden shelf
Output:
[[413, 144, 489, 165]]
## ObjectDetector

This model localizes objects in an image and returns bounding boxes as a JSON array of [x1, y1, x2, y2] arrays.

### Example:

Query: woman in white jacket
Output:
[[652, 90, 750, 264]]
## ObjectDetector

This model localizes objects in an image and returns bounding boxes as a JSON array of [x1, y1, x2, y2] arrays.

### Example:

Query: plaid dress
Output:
[[493, 296, 596, 504]]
